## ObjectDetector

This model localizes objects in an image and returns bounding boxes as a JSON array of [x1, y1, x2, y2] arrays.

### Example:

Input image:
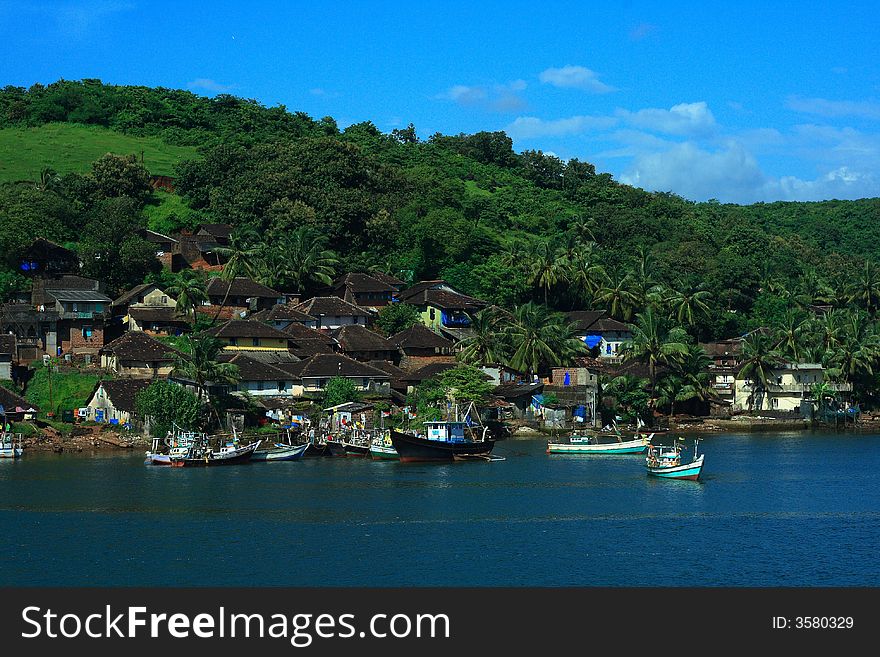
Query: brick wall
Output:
[[62, 325, 105, 353]]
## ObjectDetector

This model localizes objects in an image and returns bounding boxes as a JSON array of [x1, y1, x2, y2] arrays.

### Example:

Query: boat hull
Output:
[[369, 444, 399, 460], [251, 443, 309, 462], [144, 453, 172, 466], [646, 454, 704, 480], [390, 429, 494, 463], [547, 436, 647, 454], [0, 448, 23, 458], [325, 441, 347, 457], [172, 441, 260, 467]]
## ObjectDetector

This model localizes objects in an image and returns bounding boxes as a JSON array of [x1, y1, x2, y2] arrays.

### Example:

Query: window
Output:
[[771, 398, 779, 409], [82, 326, 93, 338], [429, 308, 435, 320], [161, 296, 168, 304], [256, 381, 264, 391], [229, 338, 238, 346], [277, 381, 285, 392], [252, 338, 260, 347]]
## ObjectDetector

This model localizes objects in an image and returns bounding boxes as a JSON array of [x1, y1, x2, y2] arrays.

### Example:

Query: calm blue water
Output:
[[1, 432, 878, 586]]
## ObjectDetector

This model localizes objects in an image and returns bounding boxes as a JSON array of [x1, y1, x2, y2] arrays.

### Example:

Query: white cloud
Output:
[[620, 141, 764, 202], [437, 81, 526, 112], [187, 78, 236, 93], [617, 101, 717, 137], [787, 96, 880, 121], [505, 115, 617, 139], [538, 66, 615, 93]]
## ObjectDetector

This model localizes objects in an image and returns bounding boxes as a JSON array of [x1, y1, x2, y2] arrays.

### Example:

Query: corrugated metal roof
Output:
[[47, 289, 112, 302]]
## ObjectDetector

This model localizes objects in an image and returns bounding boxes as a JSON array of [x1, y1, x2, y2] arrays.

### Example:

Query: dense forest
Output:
[[3, 79, 880, 406]]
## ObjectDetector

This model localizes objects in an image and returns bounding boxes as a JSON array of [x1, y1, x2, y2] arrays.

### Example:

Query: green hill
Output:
[[0, 123, 198, 183]]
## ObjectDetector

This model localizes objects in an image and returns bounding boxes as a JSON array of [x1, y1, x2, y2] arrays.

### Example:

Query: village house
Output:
[[249, 304, 319, 330], [366, 360, 410, 404], [492, 382, 546, 420], [396, 361, 460, 394], [0, 386, 37, 421], [285, 353, 391, 396], [0, 334, 15, 380], [202, 319, 292, 352], [565, 310, 633, 361], [323, 401, 379, 432], [480, 363, 527, 386], [83, 379, 152, 426], [111, 283, 189, 336], [292, 297, 371, 331], [30, 275, 112, 356], [328, 273, 398, 309], [99, 332, 179, 378], [203, 277, 283, 317], [364, 271, 406, 292], [387, 322, 456, 371], [331, 325, 397, 362], [700, 337, 745, 412], [137, 229, 178, 270], [219, 352, 299, 397], [17, 238, 80, 278], [280, 322, 338, 358], [397, 280, 487, 335], [733, 362, 852, 414]]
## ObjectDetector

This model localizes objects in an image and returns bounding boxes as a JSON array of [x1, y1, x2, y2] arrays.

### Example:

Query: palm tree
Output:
[[601, 374, 650, 424], [457, 307, 511, 366], [594, 269, 639, 321], [527, 241, 567, 305], [824, 310, 880, 384], [167, 269, 208, 323], [793, 267, 833, 308], [504, 302, 586, 379], [773, 309, 809, 362], [654, 374, 697, 419], [566, 244, 605, 305], [630, 246, 657, 310], [172, 335, 241, 428], [738, 331, 782, 411], [847, 260, 880, 314], [665, 285, 712, 328], [210, 226, 261, 323], [618, 307, 689, 398], [275, 226, 339, 294], [674, 343, 719, 407]]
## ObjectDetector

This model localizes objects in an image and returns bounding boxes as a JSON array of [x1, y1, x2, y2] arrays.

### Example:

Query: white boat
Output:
[[144, 428, 206, 466], [547, 433, 650, 454], [251, 441, 310, 461], [0, 432, 23, 459], [646, 438, 705, 480]]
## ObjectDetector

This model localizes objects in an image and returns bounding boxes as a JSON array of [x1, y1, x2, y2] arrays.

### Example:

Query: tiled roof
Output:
[[219, 353, 294, 381], [249, 304, 316, 323], [565, 310, 606, 331], [388, 323, 455, 350], [203, 319, 293, 340], [100, 332, 179, 361], [206, 277, 281, 299], [298, 353, 390, 379], [128, 307, 190, 324], [290, 340, 336, 358], [493, 382, 545, 399], [293, 296, 371, 318], [398, 280, 486, 310], [398, 362, 458, 382], [0, 385, 37, 412], [366, 271, 406, 287], [333, 273, 396, 294], [282, 322, 337, 344], [331, 325, 395, 352], [197, 223, 233, 240], [93, 379, 153, 413]]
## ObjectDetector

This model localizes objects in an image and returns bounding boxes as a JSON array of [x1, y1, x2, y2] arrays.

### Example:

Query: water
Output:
[[1, 432, 878, 586]]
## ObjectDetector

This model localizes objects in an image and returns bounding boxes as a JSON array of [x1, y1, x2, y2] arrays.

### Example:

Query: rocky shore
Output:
[[18, 423, 150, 453]]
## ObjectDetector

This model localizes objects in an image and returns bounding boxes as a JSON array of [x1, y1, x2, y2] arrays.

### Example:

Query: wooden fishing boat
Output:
[[547, 432, 650, 454], [369, 443, 399, 460], [144, 429, 205, 466], [390, 404, 495, 463], [170, 436, 261, 467], [251, 441, 309, 462], [645, 438, 704, 481]]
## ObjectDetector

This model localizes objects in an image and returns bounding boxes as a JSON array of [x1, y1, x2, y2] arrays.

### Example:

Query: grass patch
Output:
[[143, 189, 200, 235], [24, 366, 104, 418], [0, 123, 199, 183]]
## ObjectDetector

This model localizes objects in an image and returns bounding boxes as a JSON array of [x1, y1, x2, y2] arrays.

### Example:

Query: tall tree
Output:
[[167, 269, 208, 322], [505, 302, 586, 379], [738, 331, 782, 411], [619, 307, 689, 399]]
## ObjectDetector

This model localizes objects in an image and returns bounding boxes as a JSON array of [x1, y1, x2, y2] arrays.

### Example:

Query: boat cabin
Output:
[[424, 420, 467, 443]]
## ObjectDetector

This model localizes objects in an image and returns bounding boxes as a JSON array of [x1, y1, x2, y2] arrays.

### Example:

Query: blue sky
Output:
[[1, 0, 878, 204]]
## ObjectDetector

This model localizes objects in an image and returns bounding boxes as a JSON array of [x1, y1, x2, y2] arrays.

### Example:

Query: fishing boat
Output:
[[251, 441, 309, 462], [390, 402, 494, 463], [645, 438, 704, 481], [144, 428, 205, 466], [547, 432, 650, 454], [339, 432, 371, 457], [323, 435, 348, 457], [0, 431, 23, 459], [369, 431, 399, 460], [170, 433, 261, 467]]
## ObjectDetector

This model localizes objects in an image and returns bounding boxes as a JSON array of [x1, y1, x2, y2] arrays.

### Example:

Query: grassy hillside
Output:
[[0, 123, 199, 183], [25, 366, 104, 418]]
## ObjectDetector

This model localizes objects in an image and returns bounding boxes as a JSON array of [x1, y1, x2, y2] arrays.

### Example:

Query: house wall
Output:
[[218, 337, 289, 351], [134, 289, 175, 307], [734, 366, 828, 411], [61, 323, 104, 353], [232, 380, 295, 396], [0, 359, 11, 380], [301, 377, 390, 394], [315, 315, 367, 330], [580, 331, 632, 359], [85, 386, 131, 424]]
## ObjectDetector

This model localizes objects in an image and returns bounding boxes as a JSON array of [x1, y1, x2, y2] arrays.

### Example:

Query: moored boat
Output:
[[390, 404, 495, 463], [547, 432, 650, 454], [645, 438, 704, 481], [369, 431, 399, 460], [170, 435, 261, 467], [0, 432, 23, 459], [251, 441, 310, 462], [144, 428, 205, 466]]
